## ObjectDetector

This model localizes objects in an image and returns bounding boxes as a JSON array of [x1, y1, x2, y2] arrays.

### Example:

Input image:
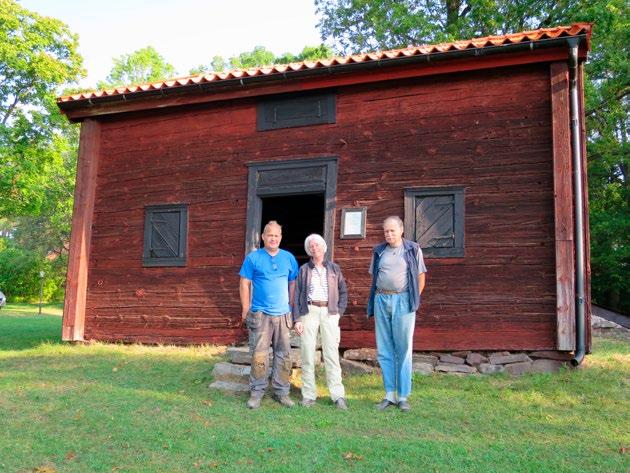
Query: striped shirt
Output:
[[308, 265, 329, 302]]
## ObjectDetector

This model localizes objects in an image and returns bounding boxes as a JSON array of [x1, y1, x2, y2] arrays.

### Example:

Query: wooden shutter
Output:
[[415, 194, 456, 249], [404, 187, 465, 257], [143, 204, 187, 266]]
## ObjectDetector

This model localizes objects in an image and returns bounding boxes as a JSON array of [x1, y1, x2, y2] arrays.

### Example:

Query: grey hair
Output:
[[304, 233, 327, 256], [383, 216, 404, 229]]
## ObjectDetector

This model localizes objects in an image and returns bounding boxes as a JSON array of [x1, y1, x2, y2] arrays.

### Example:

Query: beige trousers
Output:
[[300, 305, 345, 401]]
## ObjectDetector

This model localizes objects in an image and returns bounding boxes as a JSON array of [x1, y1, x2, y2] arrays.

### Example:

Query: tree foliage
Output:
[[190, 44, 334, 74], [0, 0, 84, 217], [98, 46, 176, 88], [0, 0, 83, 301], [316, 0, 629, 312]]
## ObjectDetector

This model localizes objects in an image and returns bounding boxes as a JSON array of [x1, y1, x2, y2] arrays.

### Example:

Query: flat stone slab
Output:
[[435, 363, 477, 374], [340, 358, 378, 376], [343, 348, 378, 364], [489, 353, 532, 365], [226, 346, 318, 368], [226, 346, 266, 365], [208, 380, 249, 393], [439, 354, 466, 364], [213, 362, 251, 383], [504, 361, 534, 376], [412, 354, 438, 366], [412, 362, 434, 375], [478, 363, 505, 374], [466, 353, 488, 366]]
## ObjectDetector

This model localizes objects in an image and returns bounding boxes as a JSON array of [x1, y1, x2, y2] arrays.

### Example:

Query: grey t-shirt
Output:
[[370, 244, 427, 292]]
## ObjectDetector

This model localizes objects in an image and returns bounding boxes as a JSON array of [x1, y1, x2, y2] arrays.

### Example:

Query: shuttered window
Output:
[[404, 187, 465, 257], [257, 93, 336, 131], [143, 204, 188, 267]]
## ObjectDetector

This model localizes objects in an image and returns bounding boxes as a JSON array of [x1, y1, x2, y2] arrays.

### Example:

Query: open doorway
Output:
[[261, 193, 325, 265]]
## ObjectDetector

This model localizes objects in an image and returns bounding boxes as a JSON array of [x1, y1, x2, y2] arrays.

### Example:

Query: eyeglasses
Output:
[[272, 263, 278, 271]]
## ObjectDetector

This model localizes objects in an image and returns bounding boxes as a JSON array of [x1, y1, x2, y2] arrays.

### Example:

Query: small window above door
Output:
[[404, 187, 465, 257]]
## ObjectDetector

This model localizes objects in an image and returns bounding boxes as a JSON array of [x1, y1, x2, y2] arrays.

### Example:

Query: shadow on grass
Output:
[[0, 313, 63, 351]]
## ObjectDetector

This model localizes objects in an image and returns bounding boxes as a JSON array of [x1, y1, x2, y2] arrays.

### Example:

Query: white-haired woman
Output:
[[293, 233, 349, 410]]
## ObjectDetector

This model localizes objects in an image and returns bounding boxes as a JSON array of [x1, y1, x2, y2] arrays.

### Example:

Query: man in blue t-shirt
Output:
[[239, 220, 298, 409]]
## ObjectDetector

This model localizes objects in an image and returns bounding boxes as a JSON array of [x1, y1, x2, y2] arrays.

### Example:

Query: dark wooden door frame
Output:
[[245, 157, 338, 257]]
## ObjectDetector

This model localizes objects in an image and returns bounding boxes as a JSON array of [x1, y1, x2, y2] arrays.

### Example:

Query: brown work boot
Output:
[[246, 394, 262, 409], [273, 394, 294, 408]]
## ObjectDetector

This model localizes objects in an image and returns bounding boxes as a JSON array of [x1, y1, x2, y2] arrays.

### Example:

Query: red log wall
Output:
[[85, 64, 558, 350]]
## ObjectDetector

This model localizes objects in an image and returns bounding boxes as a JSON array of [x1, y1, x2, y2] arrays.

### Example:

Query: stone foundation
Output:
[[210, 342, 576, 393], [338, 348, 574, 376]]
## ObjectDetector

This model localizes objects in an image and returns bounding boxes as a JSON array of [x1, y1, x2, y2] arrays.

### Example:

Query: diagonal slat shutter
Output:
[[150, 210, 181, 258], [415, 195, 455, 248]]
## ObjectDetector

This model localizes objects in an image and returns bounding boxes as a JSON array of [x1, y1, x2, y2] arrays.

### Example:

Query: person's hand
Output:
[[241, 310, 248, 327], [294, 321, 304, 336]]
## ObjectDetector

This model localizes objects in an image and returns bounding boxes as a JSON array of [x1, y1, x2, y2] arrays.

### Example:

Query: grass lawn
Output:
[[0, 306, 628, 472]]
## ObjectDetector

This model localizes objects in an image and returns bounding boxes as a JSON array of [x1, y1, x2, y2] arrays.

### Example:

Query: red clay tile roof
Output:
[[58, 23, 591, 104]]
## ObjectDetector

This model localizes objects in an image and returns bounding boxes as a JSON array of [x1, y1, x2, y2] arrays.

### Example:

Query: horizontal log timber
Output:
[[78, 61, 566, 348]]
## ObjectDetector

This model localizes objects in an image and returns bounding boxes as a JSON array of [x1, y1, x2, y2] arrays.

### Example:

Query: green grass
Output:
[[0, 306, 628, 472]]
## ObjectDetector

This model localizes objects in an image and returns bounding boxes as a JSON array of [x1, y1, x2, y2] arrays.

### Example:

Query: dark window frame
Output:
[[404, 187, 465, 258], [142, 203, 188, 267], [256, 92, 336, 131]]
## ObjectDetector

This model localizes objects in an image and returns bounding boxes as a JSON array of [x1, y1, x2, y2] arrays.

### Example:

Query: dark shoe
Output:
[[398, 400, 411, 412], [335, 398, 348, 410], [375, 399, 397, 411], [246, 395, 262, 409], [301, 398, 316, 407], [273, 394, 295, 408]]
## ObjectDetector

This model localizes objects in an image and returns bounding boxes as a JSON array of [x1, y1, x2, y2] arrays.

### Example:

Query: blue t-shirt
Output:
[[239, 248, 298, 316]]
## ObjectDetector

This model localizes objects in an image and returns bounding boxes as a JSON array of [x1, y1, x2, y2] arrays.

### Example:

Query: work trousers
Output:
[[300, 305, 345, 402], [374, 292, 416, 399], [247, 311, 292, 397]]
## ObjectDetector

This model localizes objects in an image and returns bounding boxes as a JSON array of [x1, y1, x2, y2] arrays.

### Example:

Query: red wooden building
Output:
[[57, 24, 592, 361]]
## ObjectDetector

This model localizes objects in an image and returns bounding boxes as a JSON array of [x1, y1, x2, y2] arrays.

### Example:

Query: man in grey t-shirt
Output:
[[368, 216, 427, 412]]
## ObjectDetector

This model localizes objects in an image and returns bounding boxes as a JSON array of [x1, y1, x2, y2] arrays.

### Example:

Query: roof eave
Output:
[[58, 34, 590, 117]]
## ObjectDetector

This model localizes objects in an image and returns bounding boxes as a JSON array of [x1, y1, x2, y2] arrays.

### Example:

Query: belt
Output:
[[308, 300, 328, 307], [376, 289, 404, 295]]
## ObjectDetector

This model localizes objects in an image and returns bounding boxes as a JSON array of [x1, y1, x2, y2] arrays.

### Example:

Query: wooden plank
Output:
[[550, 62, 576, 350], [579, 62, 592, 351], [62, 119, 101, 341]]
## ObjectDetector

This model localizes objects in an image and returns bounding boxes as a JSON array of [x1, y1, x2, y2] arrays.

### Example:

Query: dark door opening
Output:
[[260, 193, 325, 265]]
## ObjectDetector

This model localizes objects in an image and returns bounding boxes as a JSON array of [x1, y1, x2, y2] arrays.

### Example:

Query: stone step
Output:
[[208, 380, 249, 393], [226, 346, 320, 368], [212, 362, 252, 383]]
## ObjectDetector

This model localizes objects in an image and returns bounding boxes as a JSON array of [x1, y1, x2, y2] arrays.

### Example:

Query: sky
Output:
[[18, 0, 323, 88]]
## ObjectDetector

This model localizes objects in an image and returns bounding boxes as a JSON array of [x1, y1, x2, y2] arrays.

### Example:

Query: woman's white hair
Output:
[[304, 233, 327, 256]]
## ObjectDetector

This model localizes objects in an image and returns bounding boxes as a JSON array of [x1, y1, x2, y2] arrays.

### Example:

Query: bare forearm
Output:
[[239, 278, 251, 317], [419, 273, 426, 294], [288, 280, 296, 306]]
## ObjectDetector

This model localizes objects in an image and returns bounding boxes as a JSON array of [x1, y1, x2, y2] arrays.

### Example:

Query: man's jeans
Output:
[[374, 292, 416, 399], [300, 305, 345, 402], [247, 311, 292, 397]]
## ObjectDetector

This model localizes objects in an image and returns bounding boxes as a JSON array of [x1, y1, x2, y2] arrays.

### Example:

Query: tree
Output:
[[189, 45, 334, 75], [316, 0, 629, 312], [98, 46, 176, 88], [0, 0, 84, 217]]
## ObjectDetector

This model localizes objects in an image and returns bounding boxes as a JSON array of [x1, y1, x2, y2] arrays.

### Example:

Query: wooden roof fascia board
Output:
[[60, 40, 587, 122]]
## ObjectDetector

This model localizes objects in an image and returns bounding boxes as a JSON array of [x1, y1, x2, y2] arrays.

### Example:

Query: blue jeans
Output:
[[374, 292, 416, 399]]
